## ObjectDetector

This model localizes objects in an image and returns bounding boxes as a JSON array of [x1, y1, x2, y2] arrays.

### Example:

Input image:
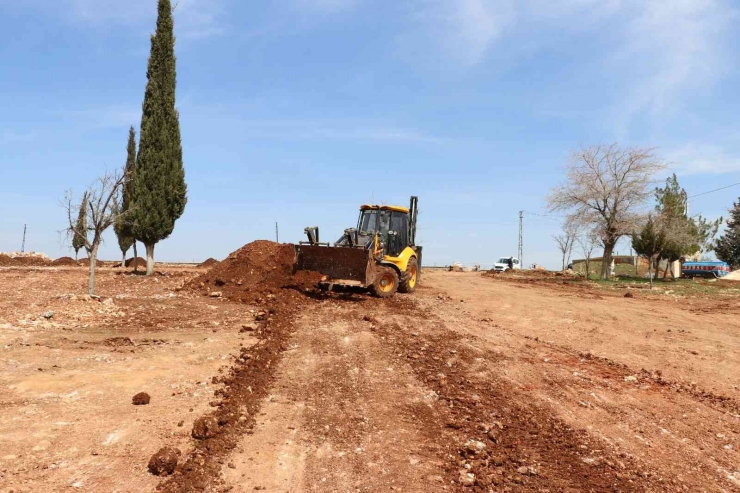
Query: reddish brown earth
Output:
[[126, 257, 147, 268], [52, 257, 77, 266], [198, 258, 219, 268], [2, 251, 740, 492]]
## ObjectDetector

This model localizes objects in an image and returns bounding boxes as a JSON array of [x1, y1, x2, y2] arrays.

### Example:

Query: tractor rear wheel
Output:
[[371, 267, 399, 298], [398, 257, 418, 293]]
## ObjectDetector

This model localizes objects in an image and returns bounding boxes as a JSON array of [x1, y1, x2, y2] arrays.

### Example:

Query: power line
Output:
[[523, 211, 566, 223], [688, 182, 740, 199]]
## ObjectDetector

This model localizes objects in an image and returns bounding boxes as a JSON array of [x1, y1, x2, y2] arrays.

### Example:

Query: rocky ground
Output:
[[1, 253, 739, 492]]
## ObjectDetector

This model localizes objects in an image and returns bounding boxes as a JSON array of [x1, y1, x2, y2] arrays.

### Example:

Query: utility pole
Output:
[[518, 211, 523, 268], [21, 224, 27, 253], [275, 222, 279, 243]]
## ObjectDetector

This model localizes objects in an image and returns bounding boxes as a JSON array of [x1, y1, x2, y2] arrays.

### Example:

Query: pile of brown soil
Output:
[[188, 241, 323, 302], [52, 257, 77, 266], [0, 255, 19, 266], [198, 258, 219, 268], [125, 257, 146, 268], [160, 241, 323, 492], [13, 256, 52, 267]]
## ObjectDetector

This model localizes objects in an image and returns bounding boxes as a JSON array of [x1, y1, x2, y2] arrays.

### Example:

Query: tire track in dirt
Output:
[[221, 297, 450, 492], [362, 296, 668, 492]]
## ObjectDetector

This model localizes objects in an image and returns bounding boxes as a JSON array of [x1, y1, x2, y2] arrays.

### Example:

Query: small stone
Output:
[[255, 311, 268, 322], [624, 292, 634, 298], [487, 428, 500, 443], [192, 416, 220, 439], [624, 375, 638, 383], [210, 291, 222, 298], [240, 324, 257, 333], [177, 421, 184, 427], [228, 462, 236, 469], [132, 392, 151, 405], [459, 470, 475, 487], [42, 311, 55, 319], [517, 466, 529, 475], [148, 447, 180, 476], [464, 439, 487, 456]]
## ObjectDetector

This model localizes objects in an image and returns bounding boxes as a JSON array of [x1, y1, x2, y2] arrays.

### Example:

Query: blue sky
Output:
[[1, 0, 739, 268]]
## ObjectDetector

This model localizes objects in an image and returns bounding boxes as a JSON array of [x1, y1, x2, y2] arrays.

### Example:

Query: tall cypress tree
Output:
[[132, 0, 187, 275], [114, 126, 137, 268], [715, 201, 740, 269], [72, 191, 88, 261]]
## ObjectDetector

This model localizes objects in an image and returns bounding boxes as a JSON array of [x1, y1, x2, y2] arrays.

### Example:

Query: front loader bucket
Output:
[[295, 245, 372, 284]]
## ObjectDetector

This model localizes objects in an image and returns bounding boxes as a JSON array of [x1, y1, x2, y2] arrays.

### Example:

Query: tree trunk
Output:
[[584, 259, 590, 280], [133, 243, 139, 273], [601, 242, 616, 280], [145, 243, 155, 276], [122, 251, 126, 269], [648, 256, 653, 289], [75, 250, 79, 262], [88, 243, 99, 296]]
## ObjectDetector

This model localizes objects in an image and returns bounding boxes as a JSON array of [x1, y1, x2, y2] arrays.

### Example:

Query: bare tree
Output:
[[547, 143, 666, 280], [577, 229, 599, 280], [553, 221, 578, 271], [63, 170, 126, 295]]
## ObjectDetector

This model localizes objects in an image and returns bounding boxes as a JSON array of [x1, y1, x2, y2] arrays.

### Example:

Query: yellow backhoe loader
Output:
[[295, 196, 422, 298]]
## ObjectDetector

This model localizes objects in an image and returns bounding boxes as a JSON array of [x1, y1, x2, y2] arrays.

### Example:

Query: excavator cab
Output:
[[295, 196, 422, 298]]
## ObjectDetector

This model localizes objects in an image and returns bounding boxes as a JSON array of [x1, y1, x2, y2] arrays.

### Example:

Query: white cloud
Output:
[[198, 116, 446, 143], [406, 0, 516, 66], [667, 144, 740, 176], [67, 0, 224, 38], [613, 0, 735, 130]]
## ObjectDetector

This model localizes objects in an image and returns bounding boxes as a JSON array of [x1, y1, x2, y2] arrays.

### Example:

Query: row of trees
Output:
[[65, 0, 187, 295], [547, 144, 723, 282], [631, 175, 720, 285]]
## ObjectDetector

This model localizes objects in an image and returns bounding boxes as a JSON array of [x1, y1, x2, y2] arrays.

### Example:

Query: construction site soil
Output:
[[2, 248, 740, 492], [52, 256, 78, 266], [126, 257, 147, 268], [198, 258, 220, 268]]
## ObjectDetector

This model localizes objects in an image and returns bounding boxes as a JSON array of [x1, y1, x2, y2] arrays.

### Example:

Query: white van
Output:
[[493, 257, 520, 272]]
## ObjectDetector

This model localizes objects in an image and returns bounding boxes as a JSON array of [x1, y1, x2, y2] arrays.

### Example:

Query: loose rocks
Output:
[[148, 447, 180, 476], [132, 392, 151, 405], [191, 416, 219, 439]]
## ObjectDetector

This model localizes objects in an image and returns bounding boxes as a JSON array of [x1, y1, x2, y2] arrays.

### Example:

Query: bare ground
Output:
[[1, 267, 739, 492]]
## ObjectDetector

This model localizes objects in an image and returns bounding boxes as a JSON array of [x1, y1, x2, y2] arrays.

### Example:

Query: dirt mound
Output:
[[132, 392, 151, 405], [198, 258, 219, 268], [0, 255, 19, 266], [13, 256, 52, 267], [125, 257, 146, 268], [160, 242, 322, 491], [52, 257, 77, 266], [188, 241, 323, 301], [148, 447, 180, 476]]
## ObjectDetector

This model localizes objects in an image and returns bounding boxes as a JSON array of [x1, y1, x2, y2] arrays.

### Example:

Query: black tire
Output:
[[398, 257, 419, 294], [371, 267, 399, 298]]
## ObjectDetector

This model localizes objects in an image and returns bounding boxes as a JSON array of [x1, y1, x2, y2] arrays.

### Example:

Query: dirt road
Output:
[[2, 265, 739, 491]]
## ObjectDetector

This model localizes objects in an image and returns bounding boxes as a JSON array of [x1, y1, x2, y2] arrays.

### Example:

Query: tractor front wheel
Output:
[[371, 267, 399, 298], [398, 257, 418, 293]]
